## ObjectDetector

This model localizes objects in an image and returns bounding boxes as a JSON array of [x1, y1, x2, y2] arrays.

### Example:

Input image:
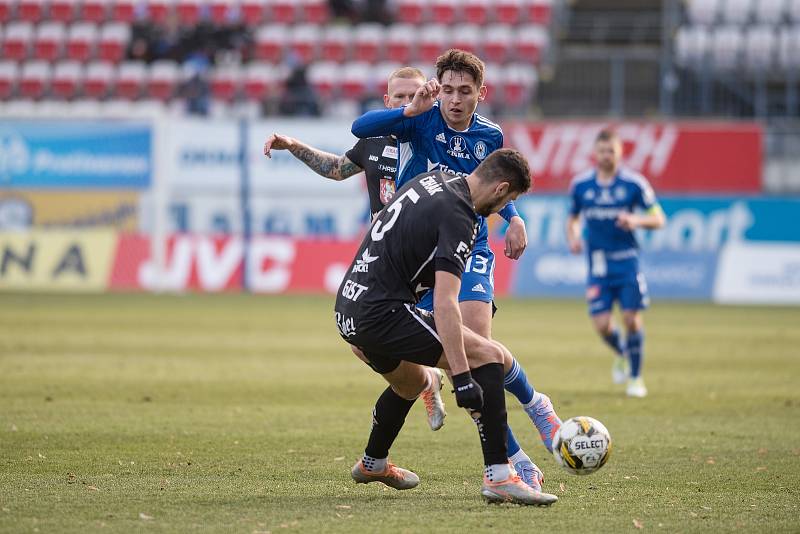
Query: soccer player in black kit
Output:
[[264, 68, 449, 432], [335, 149, 558, 506]]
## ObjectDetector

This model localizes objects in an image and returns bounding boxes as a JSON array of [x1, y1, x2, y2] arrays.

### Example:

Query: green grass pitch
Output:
[[1, 293, 798, 533]]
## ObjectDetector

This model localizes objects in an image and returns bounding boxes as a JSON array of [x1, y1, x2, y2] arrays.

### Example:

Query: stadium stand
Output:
[[0, 0, 549, 117]]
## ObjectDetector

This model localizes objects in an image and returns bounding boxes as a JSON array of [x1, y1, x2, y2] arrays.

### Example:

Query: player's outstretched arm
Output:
[[351, 78, 440, 138], [263, 133, 362, 181], [616, 205, 666, 231]]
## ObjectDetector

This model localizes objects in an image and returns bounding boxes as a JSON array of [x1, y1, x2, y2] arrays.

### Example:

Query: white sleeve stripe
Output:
[[397, 141, 413, 180], [404, 303, 441, 343], [411, 246, 437, 282]]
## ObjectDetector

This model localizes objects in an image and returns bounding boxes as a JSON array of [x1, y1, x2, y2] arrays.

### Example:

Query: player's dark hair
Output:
[[435, 49, 485, 88], [475, 148, 532, 193], [596, 128, 621, 144]]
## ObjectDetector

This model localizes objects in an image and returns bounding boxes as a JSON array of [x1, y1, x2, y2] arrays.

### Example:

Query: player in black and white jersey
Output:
[[264, 68, 449, 431], [335, 149, 557, 506]]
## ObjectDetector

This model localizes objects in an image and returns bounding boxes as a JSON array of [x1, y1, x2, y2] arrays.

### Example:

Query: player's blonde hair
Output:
[[387, 66, 426, 83], [435, 49, 485, 88]]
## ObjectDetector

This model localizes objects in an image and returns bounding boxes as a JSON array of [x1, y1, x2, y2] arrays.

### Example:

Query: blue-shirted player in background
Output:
[[352, 49, 562, 490], [567, 129, 666, 398]]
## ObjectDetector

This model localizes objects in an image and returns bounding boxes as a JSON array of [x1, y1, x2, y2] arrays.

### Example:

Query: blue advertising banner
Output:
[[0, 121, 151, 189], [505, 195, 800, 301]]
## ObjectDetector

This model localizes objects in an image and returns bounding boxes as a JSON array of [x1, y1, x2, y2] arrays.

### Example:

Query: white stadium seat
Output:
[[744, 26, 777, 73], [687, 0, 721, 25], [710, 25, 743, 71], [722, 0, 753, 24]]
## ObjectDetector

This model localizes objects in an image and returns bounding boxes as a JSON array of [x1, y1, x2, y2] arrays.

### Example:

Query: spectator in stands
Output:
[[278, 64, 321, 116], [362, 0, 391, 24]]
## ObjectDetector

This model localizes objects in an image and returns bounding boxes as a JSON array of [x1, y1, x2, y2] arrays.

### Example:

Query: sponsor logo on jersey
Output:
[[341, 279, 368, 301], [335, 312, 357, 337], [382, 145, 398, 159], [352, 248, 379, 273], [436, 132, 447, 144], [614, 185, 627, 200], [448, 136, 471, 160], [583, 189, 596, 200], [368, 154, 379, 162], [597, 188, 614, 205], [474, 141, 488, 160], [419, 175, 443, 196], [379, 178, 396, 205], [471, 283, 486, 293], [378, 163, 396, 173]]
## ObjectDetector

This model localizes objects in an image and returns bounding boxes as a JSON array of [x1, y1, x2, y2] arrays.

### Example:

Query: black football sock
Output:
[[469, 362, 509, 466], [364, 386, 415, 460]]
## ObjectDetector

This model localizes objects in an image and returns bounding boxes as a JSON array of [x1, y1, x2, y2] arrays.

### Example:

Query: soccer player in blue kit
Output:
[[566, 129, 666, 398], [351, 49, 561, 488]]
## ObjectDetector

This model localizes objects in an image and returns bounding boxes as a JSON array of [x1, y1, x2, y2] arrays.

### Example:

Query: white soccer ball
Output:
[[551, 416, 612, 475]]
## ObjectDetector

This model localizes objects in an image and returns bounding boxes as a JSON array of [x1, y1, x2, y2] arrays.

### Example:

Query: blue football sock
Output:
[[507, 425, 521, 458], [603, 328, 625, 356], [504, 357, 535, 405], [627, 330, 644, 378]]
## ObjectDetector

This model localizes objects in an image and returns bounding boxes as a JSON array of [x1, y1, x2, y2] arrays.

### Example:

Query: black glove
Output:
[[452, 371, 483, 410]]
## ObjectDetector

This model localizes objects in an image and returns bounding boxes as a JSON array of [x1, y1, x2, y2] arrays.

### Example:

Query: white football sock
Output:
[[484, 463, 512, 482], [361, 454, 387, 473], [509, 449, 531, 466]]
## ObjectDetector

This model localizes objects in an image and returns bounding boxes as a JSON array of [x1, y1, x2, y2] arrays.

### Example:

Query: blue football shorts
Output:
[[417, 248, 495, 311], [587, 272, 650, 316]]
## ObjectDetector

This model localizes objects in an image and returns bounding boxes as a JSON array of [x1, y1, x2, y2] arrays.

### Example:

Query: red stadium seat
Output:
[[0, 0, 13, 23], [81, 0, 108, 22], [514, 24, 548, 63], [354, 23, 383, 63], [321, 25, 350, 63], [307, 60, 337, 100], [526, 0, 552, 25], [111, 0, 137, 22], [341, 61, 370, 100], [268, 0, 295, 23], [34, 22, 66, 61], [386, 24, 415, 64], [418, 24, 449, 63], [482, 62, 503, 104], [3, 22, 33, 61], [430, 0, 456, 24], [501, 63, 537, 107], [66, 22, 97, 61], [16, 0, 44, 22], [147, 0, 171, 24], [299, 0, 327, 24], [52, 60, 83, 99], [484, 24, 513, 63], [495, 0, 522, 25], [115, 61, 146, 99], [98, 22, 131, 63], [176, 0, 201, 25], [147, 60, 178, 100], [209, 0, 233, 25], [243, 62, 269, 100], [450, 24, 481, 55], [463, 0, 489, 25], [0, 60, 19, 99], [255, 24, 286, 62], [288, 24, 318, 64], [240, 0, 264, 25], [49, 0, 76, 22], [395, 0, 425, 25], [210, 64, 241, 101], [20, 61, 51, 99], [83, 60, 114, 98]]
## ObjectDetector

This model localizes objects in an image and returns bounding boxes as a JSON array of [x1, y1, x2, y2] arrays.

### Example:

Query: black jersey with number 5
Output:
[[335, 171, 478, 325]]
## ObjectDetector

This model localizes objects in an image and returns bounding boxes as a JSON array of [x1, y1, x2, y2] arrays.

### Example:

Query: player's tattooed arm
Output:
[[290, 143, 362, 180], [264, 133, 362, 180]]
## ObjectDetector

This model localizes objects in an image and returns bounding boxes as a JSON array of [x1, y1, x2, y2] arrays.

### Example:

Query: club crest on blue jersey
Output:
[[475, 141, 487, 160]]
